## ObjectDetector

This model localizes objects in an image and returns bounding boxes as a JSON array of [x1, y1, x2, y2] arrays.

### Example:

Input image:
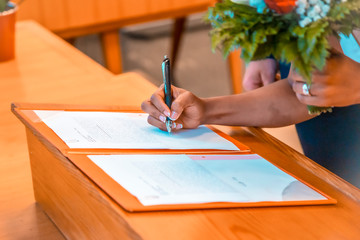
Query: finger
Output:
[[169, 91, 194, 120], [174, 121, 184, 130], [141, 99, 167, 124], [149, 86, 172, 118], [147, 115, 167, 131], [311, 71, 330, 85], [242, 71, 263, 91], [288, 70, 306, 83], [260, 69, 276, 85], [147, 115, 184, 132], [243, 79, 263, 91], [293, 80, 326, 98], [295, 93, 328, 107], [169, 120, 184, 131], [292, 81, 309, 96], [312, 68, 328, 76]]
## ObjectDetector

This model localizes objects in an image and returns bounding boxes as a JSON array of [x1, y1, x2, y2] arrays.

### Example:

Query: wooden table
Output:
[[2, 21, 360, 240]]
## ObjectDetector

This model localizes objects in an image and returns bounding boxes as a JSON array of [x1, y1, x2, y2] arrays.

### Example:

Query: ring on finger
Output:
[[302, 83, 312, 96]]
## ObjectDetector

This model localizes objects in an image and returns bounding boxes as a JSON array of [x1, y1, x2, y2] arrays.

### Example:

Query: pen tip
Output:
[[166, 120, 172, 134]]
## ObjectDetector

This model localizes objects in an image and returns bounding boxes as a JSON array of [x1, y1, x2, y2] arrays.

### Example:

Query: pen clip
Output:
[[162, 56, 172, 109]]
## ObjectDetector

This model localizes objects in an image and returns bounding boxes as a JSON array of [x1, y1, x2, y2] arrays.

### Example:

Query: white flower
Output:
[[299, 17, 312, 27], [321, 4, 330, 14], [296, 7, 306, 15], [295, 0, 331, 27], [313, 15, 321, 21], [307, 7, 316, 17], [313, 5, 321, 13]]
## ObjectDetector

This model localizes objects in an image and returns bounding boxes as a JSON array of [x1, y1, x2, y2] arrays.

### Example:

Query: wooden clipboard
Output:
[[12, 102, 337, 212]]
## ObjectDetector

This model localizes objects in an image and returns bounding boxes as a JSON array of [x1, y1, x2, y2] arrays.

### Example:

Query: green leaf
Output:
[[0, 0, 8, 12], [307, 106, 333, 115], [278, 41, 298, 63], [252, 43, 272, 60]]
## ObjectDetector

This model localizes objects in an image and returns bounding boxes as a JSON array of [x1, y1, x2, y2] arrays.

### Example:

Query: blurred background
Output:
[[74, 13, 233, 98]]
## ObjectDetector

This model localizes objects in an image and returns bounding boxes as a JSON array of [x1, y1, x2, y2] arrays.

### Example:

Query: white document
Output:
[[34, 110, 239, 150], [88, 154, 326, 206]]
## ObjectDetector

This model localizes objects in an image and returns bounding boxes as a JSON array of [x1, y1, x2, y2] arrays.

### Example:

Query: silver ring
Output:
[[302, 83, 311, 96]]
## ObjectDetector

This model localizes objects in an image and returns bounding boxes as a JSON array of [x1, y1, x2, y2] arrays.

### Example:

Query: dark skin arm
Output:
[[141, 80, 314, 131]]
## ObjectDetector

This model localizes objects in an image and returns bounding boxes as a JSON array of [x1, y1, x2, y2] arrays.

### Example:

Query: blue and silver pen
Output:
[[162, 55, 172, 133]]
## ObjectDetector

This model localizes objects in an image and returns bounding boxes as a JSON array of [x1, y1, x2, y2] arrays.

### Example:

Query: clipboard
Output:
[[12, 102, 337, 212]]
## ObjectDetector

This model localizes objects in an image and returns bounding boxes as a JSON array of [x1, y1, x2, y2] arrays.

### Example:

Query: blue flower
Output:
[[249, 0, 267, 13], [224, 10, 235, 18]]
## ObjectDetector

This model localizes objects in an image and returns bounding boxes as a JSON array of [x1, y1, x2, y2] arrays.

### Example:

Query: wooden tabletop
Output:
[[1, 21, 360, 240]]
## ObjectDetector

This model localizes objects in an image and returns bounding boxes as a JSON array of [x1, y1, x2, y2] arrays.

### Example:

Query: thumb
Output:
[[169, 91, 195, 121]]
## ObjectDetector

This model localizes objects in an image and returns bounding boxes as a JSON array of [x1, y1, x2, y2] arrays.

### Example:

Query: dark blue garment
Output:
[[296, 106, 360, 188], [280, 62, 360, 188]]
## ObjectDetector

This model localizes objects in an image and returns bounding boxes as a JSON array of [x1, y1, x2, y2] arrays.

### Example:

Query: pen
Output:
[[162, 55, 172, 133]]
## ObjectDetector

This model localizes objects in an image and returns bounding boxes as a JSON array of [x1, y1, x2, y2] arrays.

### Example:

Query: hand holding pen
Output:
[[141, 56, 206, 132]]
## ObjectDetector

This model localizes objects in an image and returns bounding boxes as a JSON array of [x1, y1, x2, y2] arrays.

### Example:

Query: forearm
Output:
[[202, 80, 314, 127]]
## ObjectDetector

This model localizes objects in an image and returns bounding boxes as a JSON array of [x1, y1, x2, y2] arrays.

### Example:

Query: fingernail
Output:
[[176, 123, 183, 130], [163, 111, 170, 117], [172, 122, 177, 128], [159, 115, 166, 123], [170, 111, 178, 120]]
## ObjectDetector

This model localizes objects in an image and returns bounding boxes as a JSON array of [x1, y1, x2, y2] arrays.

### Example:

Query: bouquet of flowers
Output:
[[206, 0, 360, 114]]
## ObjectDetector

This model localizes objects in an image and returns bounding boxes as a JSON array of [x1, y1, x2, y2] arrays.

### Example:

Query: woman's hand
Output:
[[141, 85, 206, 131], [242, 58, 278, 91], [289, 54, 360, 107]]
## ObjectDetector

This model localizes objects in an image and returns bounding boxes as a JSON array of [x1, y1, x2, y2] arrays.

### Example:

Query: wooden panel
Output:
[[64, 0, 97, 28], [16, 0, 43, 24], [38, 0, 68, 30], [94, 0, 122, 23], [26, 129, 142, 240], [118, 0, 149, 19], [17, 0, 215, 37], [172, 0, 210, 9], [148, 0, 173, 13]]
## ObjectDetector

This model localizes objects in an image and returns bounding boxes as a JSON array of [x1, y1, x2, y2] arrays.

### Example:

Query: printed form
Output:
[[33, 110, 239, 150], [89, 154, 327, 206]]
